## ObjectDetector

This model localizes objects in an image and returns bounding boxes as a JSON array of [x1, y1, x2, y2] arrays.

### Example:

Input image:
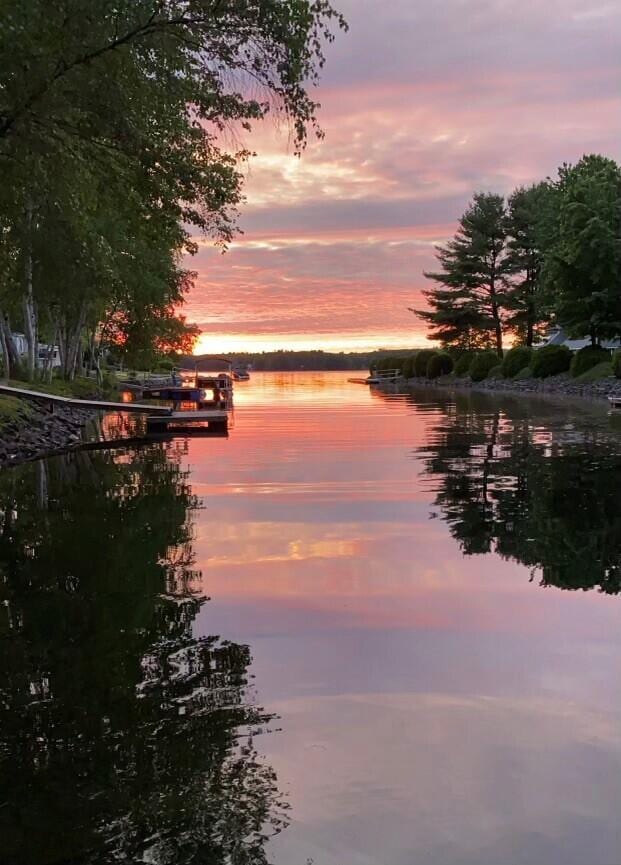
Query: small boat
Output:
[[232, 366, 250, 381], [193, 372, 234, 409], [142, 386, 205, 402]]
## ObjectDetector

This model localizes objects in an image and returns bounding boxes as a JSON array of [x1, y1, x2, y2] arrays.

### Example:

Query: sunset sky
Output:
[[190, 0, 621, 355]]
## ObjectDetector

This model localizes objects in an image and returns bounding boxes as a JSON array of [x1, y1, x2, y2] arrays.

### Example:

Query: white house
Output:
[[7, 333, 62, 369], [539, 328, 621, 352], [10, 332, 28, 357]]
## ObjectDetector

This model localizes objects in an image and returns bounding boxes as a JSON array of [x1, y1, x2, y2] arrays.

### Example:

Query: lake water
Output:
[[1, 371, 620, 865]]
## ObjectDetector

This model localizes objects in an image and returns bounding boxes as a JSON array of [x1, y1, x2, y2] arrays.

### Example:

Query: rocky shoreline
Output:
[[394, 371, 621, 403], [0, 402, 95, 469]]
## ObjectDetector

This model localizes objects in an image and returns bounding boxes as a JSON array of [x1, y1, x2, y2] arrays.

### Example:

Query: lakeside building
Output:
[[9, 332, 62, 369], [539, 328, 621, 352]]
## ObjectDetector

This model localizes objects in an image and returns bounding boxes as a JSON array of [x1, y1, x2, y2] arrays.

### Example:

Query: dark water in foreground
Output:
[[1, 372, 620, 865]]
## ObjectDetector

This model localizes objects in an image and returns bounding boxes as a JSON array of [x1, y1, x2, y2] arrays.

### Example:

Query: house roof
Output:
[[540, 328, 621, 351]]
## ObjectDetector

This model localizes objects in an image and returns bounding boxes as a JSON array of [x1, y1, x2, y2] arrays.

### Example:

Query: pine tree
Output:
[[504, 183, 552, 346], [414, 193, 510, 356]]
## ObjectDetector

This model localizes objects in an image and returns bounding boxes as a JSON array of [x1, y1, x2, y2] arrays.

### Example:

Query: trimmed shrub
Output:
[[427, 352, 454, 378], [454, 352, 473, 376], [575, 361, 614, 383], [514, 365, 533, 379], [531, 345, 572, 378], [501, 346, 532, 379], [401, 353, 418, 379], [414, 349, 438, 377], [613, 350, 621, 379], [375, 356, 390, 372], [487, 364, 503, 379], [372, 355, 401, 373], [470, 350, 501, 382], [392, 356, 407, 375], [570, 345, 611, 378]]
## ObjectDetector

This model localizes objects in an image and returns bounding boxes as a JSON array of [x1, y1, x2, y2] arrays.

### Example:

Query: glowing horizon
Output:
[[193, 330, 431, 355]]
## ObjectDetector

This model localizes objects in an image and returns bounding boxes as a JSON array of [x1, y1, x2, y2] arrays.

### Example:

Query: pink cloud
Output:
[[186, 0, 621, 352]]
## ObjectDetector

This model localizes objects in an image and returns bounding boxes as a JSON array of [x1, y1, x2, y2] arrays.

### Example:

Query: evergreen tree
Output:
[[504, 183, 552, 346], [414, 193, 510, 356]]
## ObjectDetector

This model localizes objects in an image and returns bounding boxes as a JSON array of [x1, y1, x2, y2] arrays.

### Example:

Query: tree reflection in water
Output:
[[417, 390, 621, 594], [0, 444, 287, 865]]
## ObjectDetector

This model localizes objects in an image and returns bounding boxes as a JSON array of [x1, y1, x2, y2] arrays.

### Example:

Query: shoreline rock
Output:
[[385, 372, 621, 403], [0, 402, 96, 469]]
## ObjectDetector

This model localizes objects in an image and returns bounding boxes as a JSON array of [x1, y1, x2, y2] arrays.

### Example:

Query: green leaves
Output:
[[541, 155, 621, 343], [0, 0, 346, 377]]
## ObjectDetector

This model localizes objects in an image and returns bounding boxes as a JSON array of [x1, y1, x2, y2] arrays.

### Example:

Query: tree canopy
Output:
[[0, 1, 346, 379], [542, 155, 621, 345]]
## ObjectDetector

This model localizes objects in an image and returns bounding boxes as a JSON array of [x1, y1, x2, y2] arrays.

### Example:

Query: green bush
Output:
[[514, 366, 533, 379], [414, 349, 438, 377], [453, 352, 473, 376], [531, 345, 572, 378], [427, 352, 454, 378], [501, 346, 532, 379], [613, 350, 621, 379], [372, 356, 400, 373], [575, 361, 614, 383], [100, 371, 119, 395], [487, 364, 503, 379], [401, 353, 418, 379], [569, 345, 611, 378], [470, 350, 501, 382]]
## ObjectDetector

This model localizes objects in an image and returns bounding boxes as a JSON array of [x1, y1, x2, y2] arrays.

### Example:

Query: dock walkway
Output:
[[0, 383, 171, 415], [0, 383, 229, 432]]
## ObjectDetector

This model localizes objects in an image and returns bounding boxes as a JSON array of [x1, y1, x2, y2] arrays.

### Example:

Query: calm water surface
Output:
[[1, 372, 620, 865]]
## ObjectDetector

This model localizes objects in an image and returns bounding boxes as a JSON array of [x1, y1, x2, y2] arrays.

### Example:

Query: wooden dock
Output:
[[0, 383, 228, 432], [0, 383, 171, 415], [145, 410, 228, 433]]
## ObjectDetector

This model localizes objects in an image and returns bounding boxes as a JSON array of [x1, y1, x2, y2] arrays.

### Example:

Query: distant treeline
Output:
[[184, 350, 410, 372]]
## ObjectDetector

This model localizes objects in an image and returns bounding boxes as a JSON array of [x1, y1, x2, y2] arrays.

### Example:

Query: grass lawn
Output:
[[6, 376, 117, 399], [0, 395, 34, 430]]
